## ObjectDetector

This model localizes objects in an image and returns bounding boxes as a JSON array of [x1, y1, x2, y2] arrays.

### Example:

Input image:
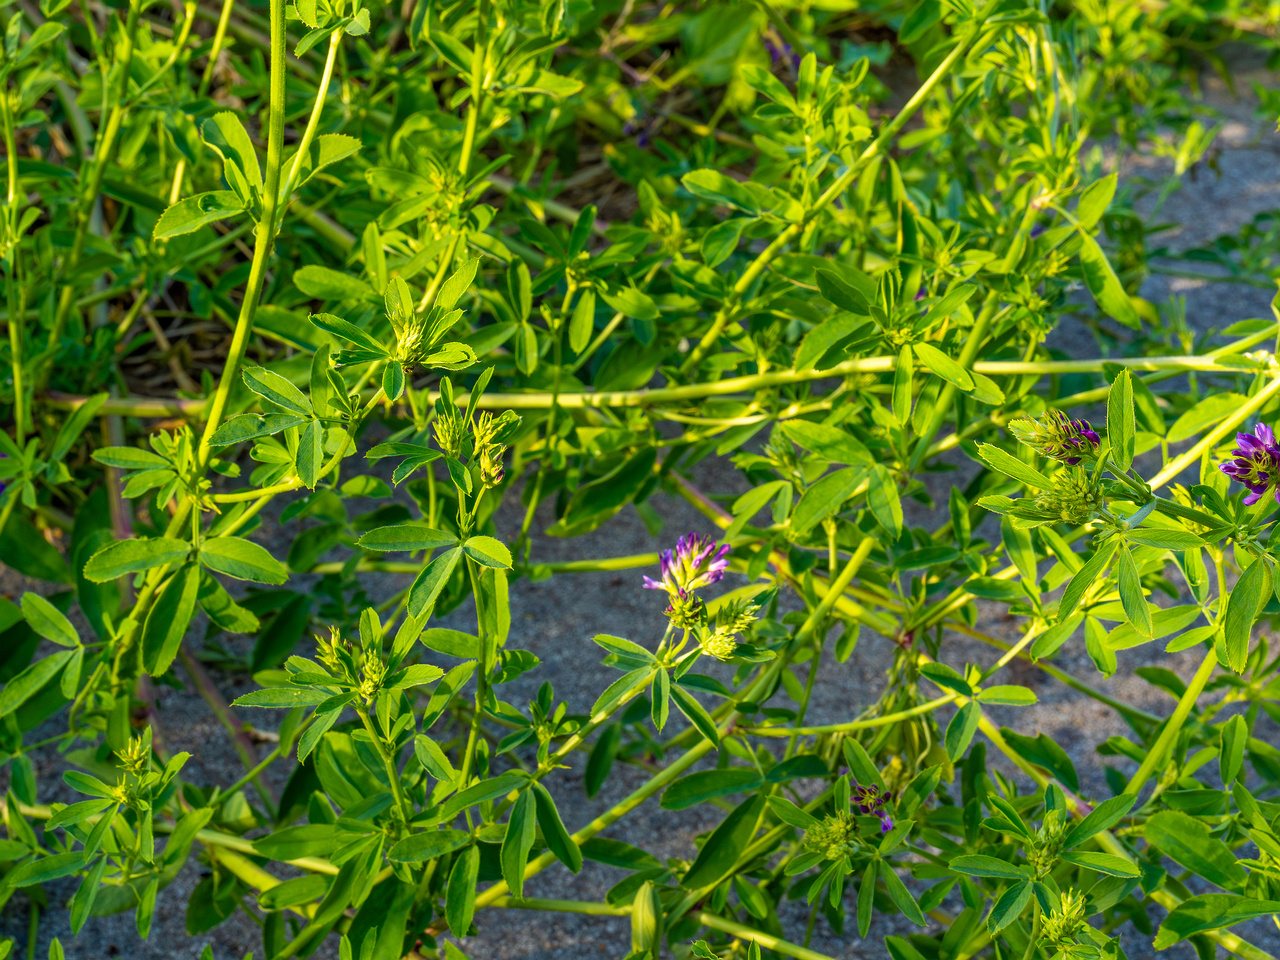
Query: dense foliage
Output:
[[3, 0, 1280, 957]]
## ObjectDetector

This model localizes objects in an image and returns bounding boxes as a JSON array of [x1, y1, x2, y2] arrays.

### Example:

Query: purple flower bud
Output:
[[1221, 423, 1280, 505], [1009, 411, 1100, 466]]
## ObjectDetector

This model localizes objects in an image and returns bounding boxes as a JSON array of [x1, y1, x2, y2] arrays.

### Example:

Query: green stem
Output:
[[1124, 647, 1218, 795], [196, 0, 288, 464], [357, 704, 413, 824], [199, 0, 238, 93], [279, 30, 341, 202]]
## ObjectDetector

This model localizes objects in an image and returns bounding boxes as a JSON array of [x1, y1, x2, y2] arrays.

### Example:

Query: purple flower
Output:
[[852, 782, 894, 833], [1221, 424, 1280, 505], [643, 533, 730, 599], [762, 34, 800, 70]]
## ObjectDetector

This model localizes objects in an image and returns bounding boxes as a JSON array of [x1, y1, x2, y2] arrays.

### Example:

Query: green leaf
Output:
[[556, 447, 657, 534], [295, 418, 323, 490], [294, 265, 374, 301], [0, 650, 73, 717], [436, 258, 479, 311], [999, 728, 1080, 791], [868, 464, 903, 538], [974, 443, 1052, 489], [987, 880, 1032, 932], [881, 861, 926, 926], [407, 546, 464, 618], [1107, 370, 1135, 471], [1168, 393, 1246, 443], [569, 289, 595, 353], [779, 421, 874, 466], [253, 824, 345, 860], [1145, 810, 1247, 891], [141, 563, 200, 675], [681, 169, 765, 215], [681, 795, 764, 890], [438, 775, 527, 821], [532, 783, 582, 874], [421, 628, 479, 659], [670, 684, 719, 746], [358, 523, 457, 552], [1059, 539, 1117, 620], [945, 701, 980, 761], [1076, 173, 1117, 230], [387, 829, 471, 863], [310, 313, 388, 356], [153, 191, 244, 239], [6, 851, 86, 887], [201, 537, 289, 584], [701, 218, 750, 268], [975, 685, 1036, 706], [842, 740, 885, 790], [766, 796, 818, 829], [1224, 555, 1270, 673], [1063, 793, 1135, 849], [791, 466, 866, 537], [20, 593, 77, 647], [445, 844, 479, 937], [1221, 714, 1248, 785], [203, 112, 262, 186], [232, 687, 330, 708], [208, 413, 309, 446], [242, 366, 312, 417], [661, 769, 763, 811], [898, 0, 942, 43], [599, 285, 660, 321], [463, 536, 512, 569], [1154, 895, 1280, 949], [1117, 546, 1152, 638], [83, 537, 190, 583], [1058, 851, 1140, 877], [949, 855, 1031, 880], [593, 634, 656, 663], [1127, 528, 1203, 550], [382, 361, 406, 402], [912, 342, 972, 391], [1078, 232, 1141, 330]]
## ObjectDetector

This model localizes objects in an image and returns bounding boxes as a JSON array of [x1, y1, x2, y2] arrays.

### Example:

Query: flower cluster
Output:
[[803, 811, 859, 861], [643, 533, 730, 629], [1009, 411, 1100, 465], [1220, 423, 1280, 505], [697, 597, 761, 660], [1034, 468, 1105, 524], [1029, 808, 1070, 877], [1042, 888, 1089, 948], [473, 412, 508, 489]]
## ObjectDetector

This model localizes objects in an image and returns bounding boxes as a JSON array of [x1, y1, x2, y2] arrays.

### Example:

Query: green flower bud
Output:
[[699, 629, 737, 660], [1033, 468, 1104, 524], [1042, 888, 1089, 947], [803, 812, 859, 861]]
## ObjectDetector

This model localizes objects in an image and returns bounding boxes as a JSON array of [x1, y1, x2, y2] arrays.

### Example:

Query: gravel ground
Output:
[[3, 46, 1280, 960]]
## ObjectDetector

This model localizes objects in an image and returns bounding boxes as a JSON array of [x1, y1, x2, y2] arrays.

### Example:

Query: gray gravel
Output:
[[4, 45, 1280, 960]]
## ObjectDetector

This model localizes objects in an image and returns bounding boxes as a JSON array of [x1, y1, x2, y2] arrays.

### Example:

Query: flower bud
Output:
[[433, 408, 467, 459], [1009, 410, 1100, 465], [1033, 469, 1104, 524]]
